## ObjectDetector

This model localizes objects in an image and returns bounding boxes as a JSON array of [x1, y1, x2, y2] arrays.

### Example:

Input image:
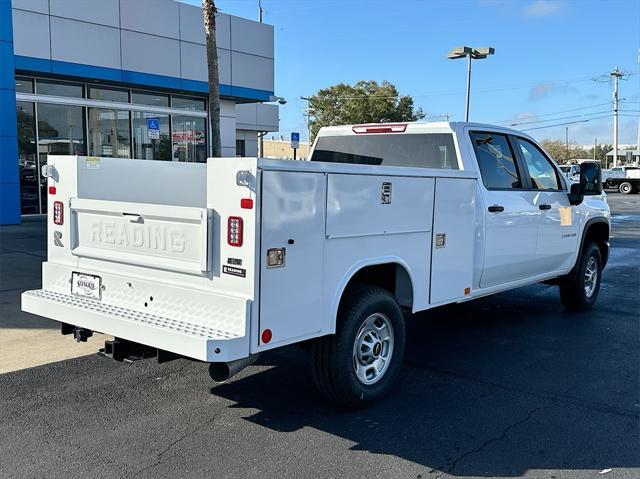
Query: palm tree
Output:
[[203, 0, 222, 157]]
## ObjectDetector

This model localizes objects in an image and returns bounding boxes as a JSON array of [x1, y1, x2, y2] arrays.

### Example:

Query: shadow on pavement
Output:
[[211, 284, 639, 477]]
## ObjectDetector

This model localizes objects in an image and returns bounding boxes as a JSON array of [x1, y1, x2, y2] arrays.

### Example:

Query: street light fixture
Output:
[[447, 46, 495, 121], [268, 95, 287, 105]]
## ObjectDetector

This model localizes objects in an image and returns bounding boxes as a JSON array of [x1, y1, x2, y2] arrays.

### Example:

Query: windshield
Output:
[[311, 133, 459, 169]]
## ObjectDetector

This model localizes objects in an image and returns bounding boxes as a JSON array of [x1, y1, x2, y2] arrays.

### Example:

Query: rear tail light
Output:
[[53, 201, 64, 225], [227, 216, 243, 246]]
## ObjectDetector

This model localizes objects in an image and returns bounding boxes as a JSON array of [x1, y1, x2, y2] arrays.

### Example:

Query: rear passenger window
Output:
[[470, 132, 522, 189]]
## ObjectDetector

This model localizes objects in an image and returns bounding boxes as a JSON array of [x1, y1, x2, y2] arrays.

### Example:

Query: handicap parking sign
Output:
[[146, 118, 160, 139], [291, 132, 300, 149]]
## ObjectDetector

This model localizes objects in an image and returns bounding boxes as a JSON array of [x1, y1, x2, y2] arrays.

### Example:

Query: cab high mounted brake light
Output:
[[227, 216, 243, 246], [352, 124, 407, 134], [53, 201, 64, 225]]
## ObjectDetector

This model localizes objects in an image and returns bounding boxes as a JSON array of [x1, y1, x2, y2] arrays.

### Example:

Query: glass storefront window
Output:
[[88, 108, 131, 158], [89, 86, 129, 103], [15, 77, 34, 94], [37, 103, 87, 213], [36, 79, 84, 98], [132, 91, 169, 107], [171, 115, 207, 162], [132, 112, 170, 161], [16, 102, 39, 214], [172, 95, 206, 111], [236, 139, 246, 157]]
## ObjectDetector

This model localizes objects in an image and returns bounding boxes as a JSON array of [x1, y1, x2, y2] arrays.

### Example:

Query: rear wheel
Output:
[[310, 285, 406, 408], [619, 181, 633, 194], [559, 242, 602, 311]]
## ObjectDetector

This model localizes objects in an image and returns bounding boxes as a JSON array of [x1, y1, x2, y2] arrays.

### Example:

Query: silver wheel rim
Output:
[[352, 313, 394, 385], [621, 184, 631, 193], [584, 256, 598, 298]]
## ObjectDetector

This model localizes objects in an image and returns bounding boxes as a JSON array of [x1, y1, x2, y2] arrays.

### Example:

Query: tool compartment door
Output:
[[70, 198, 211, 275], [430, 178, 476, 305], [259, 170, 326, 348]]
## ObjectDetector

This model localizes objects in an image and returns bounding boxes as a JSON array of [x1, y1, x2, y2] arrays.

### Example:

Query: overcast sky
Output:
[[186, 0, 640, 146]]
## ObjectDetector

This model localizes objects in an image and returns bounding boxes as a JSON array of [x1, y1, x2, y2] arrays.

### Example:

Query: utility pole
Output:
[[611, 67, 623, 168], [594, 138, 597, 163], [301, 96, 312, 144], [565, 127, 569, 162]]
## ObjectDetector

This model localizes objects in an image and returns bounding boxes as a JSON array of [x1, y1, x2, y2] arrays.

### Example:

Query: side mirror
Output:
[[580, 162, 602, 196], [567, 162, 602, 206]]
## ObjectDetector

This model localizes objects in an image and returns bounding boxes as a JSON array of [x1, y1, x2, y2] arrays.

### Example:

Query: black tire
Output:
[[559, 242, 602, 311], [310, 285, 406, 408], [619, 182, 633, 194]]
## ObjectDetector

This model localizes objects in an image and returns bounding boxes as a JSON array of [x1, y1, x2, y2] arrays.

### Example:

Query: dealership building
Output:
[[0, 0, 279, 224]]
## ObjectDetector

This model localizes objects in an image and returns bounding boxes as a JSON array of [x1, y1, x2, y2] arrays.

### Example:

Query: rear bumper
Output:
[[22, 289, 250, 362]]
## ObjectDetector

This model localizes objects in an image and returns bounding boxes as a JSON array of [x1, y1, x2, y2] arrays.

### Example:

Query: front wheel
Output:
[[619, 181, 633, 194], [559, 243, 602, 311], [310, 285, 406, 408]]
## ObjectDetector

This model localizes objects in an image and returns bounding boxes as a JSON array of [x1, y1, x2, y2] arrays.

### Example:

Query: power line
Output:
[[521, 114, 612, 131], [493, 102, 611, 124], [508, 110, 611, 127]]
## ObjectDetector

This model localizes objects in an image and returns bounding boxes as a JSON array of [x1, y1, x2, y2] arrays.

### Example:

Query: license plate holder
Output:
[[71, 272, 102, 300]]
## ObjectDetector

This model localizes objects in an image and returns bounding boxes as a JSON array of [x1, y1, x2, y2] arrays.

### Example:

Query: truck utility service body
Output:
[[604, 167, 640, 194], [22, 122, 610, 406]]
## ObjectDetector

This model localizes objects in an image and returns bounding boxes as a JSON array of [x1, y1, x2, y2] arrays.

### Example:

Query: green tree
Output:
[[308, 81, 425, 141], [585, 144, 612, 166], [540, 139, 587, 164]]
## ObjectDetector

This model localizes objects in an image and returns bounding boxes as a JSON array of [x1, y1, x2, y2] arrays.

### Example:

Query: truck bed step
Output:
[[22, 290, 250, 362]]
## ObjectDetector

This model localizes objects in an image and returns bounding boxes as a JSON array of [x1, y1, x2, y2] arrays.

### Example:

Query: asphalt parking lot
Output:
[[0, 193, 638, 479]]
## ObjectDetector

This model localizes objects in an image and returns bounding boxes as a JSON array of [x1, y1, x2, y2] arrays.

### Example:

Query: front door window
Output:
[[515, 138, 561, 190]]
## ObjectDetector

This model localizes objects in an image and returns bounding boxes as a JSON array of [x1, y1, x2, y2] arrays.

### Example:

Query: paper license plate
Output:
[[71, 272, 102, 300]]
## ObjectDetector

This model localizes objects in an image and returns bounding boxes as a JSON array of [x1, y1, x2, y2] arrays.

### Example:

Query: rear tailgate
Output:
[[70, 198, 212, 275], [22, 155, 260, 362]]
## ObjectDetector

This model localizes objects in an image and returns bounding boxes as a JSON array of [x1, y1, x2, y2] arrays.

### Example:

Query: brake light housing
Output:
[[352, 123, 407, 134], [227, 216, 243, 246], [53, 201, 64, 225]]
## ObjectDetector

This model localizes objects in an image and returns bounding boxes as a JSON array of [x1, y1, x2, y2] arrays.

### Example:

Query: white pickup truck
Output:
[[603, 166, 640, 194], [22, 122, 610, 407]]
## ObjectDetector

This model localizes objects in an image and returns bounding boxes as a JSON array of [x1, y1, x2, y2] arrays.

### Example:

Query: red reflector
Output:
[[53, 201, 64, 225], [261, 329, 272, 344], [227, 216, 243, 247], [48, 186, 57, 195], [352, 123, 407, 134], [240, 198, 254, 209]]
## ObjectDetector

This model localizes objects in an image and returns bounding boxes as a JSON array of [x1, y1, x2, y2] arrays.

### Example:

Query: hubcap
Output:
[[584, 256, 598, 298], [353, 313, 394, 385]]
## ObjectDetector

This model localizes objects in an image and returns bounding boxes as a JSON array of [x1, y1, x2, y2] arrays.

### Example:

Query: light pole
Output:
[[447, 46, 494, 121], [301, 96, 312, 143]]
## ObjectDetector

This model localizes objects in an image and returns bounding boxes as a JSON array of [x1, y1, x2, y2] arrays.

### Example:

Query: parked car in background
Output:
[[602, 165, 640, 187], [606, 168, 640, 194], [559, 164, 580, 182]]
